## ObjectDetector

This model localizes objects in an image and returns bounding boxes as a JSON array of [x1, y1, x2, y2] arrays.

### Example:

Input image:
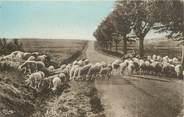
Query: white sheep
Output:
[[48, 65, 55, 73], [111, 59, 121, 74], [126, 60, 136, 75], [51, 77, 62, 92], [152, 54, 157, 60], [25, 71, 45, 91], [172, 57, 179, 65], [175, 65, 182, 78], [119, 60, 129, 75], [163, 56, 169, 63], [27, 56, 36, 61], [19, 60, 45, 74], [37, 55, 47, 63], [60, 64, 67, 70], [69, 64, 80, 80], [156, 55, 162, 62]]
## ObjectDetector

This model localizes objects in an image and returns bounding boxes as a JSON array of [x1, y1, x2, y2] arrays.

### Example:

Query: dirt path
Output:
[[86, 41, 184, 117], [86, 41, 117, 63]]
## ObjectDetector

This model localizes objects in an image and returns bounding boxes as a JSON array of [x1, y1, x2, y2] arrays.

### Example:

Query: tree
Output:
[[153, 0, 184, 79], [112, 32, 121, 52], [111, 8, 132, 54], [115, 0, 158, 58]]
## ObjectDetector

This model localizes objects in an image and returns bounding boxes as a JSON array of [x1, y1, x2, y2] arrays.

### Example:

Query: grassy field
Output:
[[19, 39, 88, 66], [99, 39, 181, 59]]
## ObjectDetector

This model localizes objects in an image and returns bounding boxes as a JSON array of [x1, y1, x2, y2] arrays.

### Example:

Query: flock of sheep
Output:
[[0, 51, 112, 93], [0, 50, 183, 93], [112, 55, 182, 78]]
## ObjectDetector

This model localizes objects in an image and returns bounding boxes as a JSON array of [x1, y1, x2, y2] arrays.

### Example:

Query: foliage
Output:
[[0, 39, 24, 55], [94, 0, 183, 57]]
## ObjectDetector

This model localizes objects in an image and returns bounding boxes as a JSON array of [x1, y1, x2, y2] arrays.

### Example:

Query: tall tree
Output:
[[112, 32, 121, 52], [116, 0, 157, 58], [153, 0, 184, 79], [111, 8, 132, 54]]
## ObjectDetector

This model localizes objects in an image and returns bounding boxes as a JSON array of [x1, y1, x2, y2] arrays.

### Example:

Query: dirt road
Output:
[[86, 41, 184, 117]]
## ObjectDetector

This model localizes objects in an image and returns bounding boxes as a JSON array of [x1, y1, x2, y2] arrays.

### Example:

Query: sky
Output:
[[0, 0, 167, 40]]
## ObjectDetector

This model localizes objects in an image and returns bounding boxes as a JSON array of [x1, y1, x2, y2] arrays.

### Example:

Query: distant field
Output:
[[110, 39, 181, 59], [19, 39, 88, 65]]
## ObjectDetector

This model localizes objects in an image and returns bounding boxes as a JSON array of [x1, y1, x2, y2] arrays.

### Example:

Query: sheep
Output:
[[132, 58, 140, 74], [173, 57, 179, 65], [77, 63, 92, 80], [175, 65, 182, 78], [152, 55, 157, 61], [51, 73, 66, 93], [101, 61, 107, 67], [19, 61, 38, 74], [51, 77, 62, 93], [36, 61, 45, 71], [23, 52, 32, 60], [150, 61, 163, 75], [147, 56, 152, 61], [72, 60, 78, 66], [32, 52, 39, 57], [19, 61, 45, 74], [86, 63, 102, 80], [25, 71, 45, 91], [111, 59, 121, 74], [37, 55, 47, 63], [119, 60, 129, 76], [15, 52, 24, 60], [7, 61, 21, 70], [9, 51, 24, 60], [65, 63, 72, 71], [3, 54, 15, 61], [61, 67, 70, 81], [168, 58, 173, 64], [69, 64, 80, 80], [126, 60, 136, 75], [163, 56, 169, 63], [58, 72, 66, 83], [99, 64, 112, 80], [162, 62, 175, 77], [48, 65, 55, 73], [144, 60, 151, 74], [83, 59, 89, 65], [27, 56, 36, 61], [139, 59, 146, 74], [156, 55, 162, 62], [60, 64, 67, 70]]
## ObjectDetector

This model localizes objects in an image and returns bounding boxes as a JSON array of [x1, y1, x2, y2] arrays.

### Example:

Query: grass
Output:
[[19, 39, 88, 67]]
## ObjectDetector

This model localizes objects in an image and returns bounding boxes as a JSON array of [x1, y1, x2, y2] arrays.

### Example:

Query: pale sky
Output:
[[0, 0, 167, 40]]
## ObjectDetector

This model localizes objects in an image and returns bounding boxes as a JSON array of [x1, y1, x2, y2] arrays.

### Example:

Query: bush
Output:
[[0, 39, 24, 55]]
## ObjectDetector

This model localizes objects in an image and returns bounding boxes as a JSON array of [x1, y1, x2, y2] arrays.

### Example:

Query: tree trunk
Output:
[[115, 42, 118, 52], [123, 36, 127, 54], [109, 42, 112, 51], [179, 45, 184, 79], [139, 38, 144, 58]]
